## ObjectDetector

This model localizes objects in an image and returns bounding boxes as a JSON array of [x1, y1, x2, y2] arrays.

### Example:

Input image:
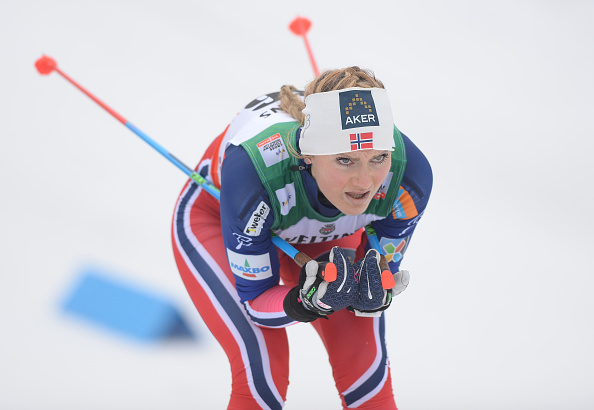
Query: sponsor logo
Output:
[[257, 133, 289, 167], [243, 201, 270, 236], [282, 232, 355, 244], [232, 233, 252, 250], [317, 300, 332, 309], [319, 223, 336, 235], [226, 249, 273, 280], [392, 188, 408, 219], [275, 182, 296, 215], [339, 89, 380, 130], [373, 172, 393, 200], [350, 132, 374, 151], [380, 237, 410, 263]]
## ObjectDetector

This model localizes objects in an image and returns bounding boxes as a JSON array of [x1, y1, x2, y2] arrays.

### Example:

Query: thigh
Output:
[[281, 230, 397, 409], [172, 178, 288, 410], [313, 311, 397, 409]]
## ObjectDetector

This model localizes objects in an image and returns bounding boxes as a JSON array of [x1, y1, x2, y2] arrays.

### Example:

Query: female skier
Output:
[[172, 67, 432, 409]]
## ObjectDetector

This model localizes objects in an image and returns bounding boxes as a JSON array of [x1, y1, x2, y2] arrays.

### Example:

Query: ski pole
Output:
[[289, 16, 319, 77], [34, 55, 313, 268], [365, 225, 396, 290]]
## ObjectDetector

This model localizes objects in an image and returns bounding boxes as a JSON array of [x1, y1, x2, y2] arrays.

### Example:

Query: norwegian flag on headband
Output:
[[350, 132, 374, 151]]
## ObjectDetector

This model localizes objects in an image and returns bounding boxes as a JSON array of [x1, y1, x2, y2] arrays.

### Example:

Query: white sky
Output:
[[1, 1, 593, 409]]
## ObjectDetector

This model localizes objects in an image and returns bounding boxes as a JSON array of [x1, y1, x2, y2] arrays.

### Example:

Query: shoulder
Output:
[[220, 145, 270, 227], [220, 144, 274, 247], [381, 132, 433, 222], [401, 132, 433, 209], [220, 144, 264, 199]]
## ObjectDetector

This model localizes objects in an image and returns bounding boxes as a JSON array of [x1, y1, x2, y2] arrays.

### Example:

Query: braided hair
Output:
[[279, 67, 385, 126], [279, 67, 385, 157]]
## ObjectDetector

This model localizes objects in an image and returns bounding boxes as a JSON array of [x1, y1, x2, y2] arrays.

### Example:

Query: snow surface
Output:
[[1, 0, 593, 409]]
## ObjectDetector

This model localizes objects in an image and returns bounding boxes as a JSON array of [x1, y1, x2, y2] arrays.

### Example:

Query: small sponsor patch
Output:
[[339, 89, 380, 130], [374, 172, 393, 200], [257, 133, 289, 167], [226, 249, 272, 280], [275, 182, 296, 216], [319, 223, 336, 235], [243, 201, 270, 236]]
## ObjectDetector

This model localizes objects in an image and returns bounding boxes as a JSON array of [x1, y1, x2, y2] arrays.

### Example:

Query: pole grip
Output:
[[293, 252, 313, 268]]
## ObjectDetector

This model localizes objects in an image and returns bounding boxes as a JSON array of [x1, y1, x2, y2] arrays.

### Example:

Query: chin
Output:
[[337, 202, 370, 216]]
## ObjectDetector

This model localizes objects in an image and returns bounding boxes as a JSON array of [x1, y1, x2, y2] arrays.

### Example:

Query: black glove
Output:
[[283, 246, 356, 322], [348, 249, 410, 317]]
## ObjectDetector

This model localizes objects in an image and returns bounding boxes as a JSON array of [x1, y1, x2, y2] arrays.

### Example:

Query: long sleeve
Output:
[[370, 133, 433, 272]]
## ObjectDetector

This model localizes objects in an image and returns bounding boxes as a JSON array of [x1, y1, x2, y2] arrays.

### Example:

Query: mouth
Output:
[[345, 191, 370, 202]]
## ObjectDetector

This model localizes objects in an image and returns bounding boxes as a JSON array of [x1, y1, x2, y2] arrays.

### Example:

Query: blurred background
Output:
[[1, 0, 593, 409]]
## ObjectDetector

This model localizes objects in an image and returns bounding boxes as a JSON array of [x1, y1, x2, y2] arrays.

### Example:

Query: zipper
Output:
[[402, 176, 424, 201]]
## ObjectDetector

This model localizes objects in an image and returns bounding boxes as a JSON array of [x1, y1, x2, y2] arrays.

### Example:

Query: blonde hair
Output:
[[279, 66, 385, 157]]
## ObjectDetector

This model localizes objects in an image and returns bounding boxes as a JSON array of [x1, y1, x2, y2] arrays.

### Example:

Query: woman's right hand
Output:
[[283, 247, 357, 322]]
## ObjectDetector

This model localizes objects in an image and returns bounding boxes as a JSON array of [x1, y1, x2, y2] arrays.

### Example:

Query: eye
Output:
[[372, 153, 389, 164], [337, 157, 353, 166]]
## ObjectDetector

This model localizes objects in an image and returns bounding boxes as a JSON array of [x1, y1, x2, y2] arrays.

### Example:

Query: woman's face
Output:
[[310, 149, 392, 215]]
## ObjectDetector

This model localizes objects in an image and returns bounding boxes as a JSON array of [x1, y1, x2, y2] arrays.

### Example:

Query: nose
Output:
[[351, 165, 373, 189]]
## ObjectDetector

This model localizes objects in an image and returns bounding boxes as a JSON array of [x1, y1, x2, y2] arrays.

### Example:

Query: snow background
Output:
[[1, 0, 593, 408]]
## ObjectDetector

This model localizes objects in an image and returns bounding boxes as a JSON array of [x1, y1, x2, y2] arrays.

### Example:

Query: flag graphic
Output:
[[350, 132, 374, 151]]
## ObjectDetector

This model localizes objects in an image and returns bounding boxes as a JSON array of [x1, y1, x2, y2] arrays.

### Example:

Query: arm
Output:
[[371, 132, 433, 271], [349, 133, 433, 315], [220, 144, 297, 327], [221, 144, 357, 326]]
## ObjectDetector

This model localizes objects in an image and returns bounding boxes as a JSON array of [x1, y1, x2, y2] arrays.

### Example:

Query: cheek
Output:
[[313, 165, 348, 192], [374, 163, 391, 183], [318, 172, 348, 192]]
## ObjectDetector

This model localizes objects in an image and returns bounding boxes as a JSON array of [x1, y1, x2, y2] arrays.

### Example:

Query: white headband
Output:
[[299, 87, 395, 155]]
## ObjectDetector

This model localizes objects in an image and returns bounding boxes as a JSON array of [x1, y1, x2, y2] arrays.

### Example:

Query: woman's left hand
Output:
[[348, 249, 410, 317]]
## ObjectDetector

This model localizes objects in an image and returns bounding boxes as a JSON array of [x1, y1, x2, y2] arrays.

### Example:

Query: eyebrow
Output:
[[337, 151, 390, 159]]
